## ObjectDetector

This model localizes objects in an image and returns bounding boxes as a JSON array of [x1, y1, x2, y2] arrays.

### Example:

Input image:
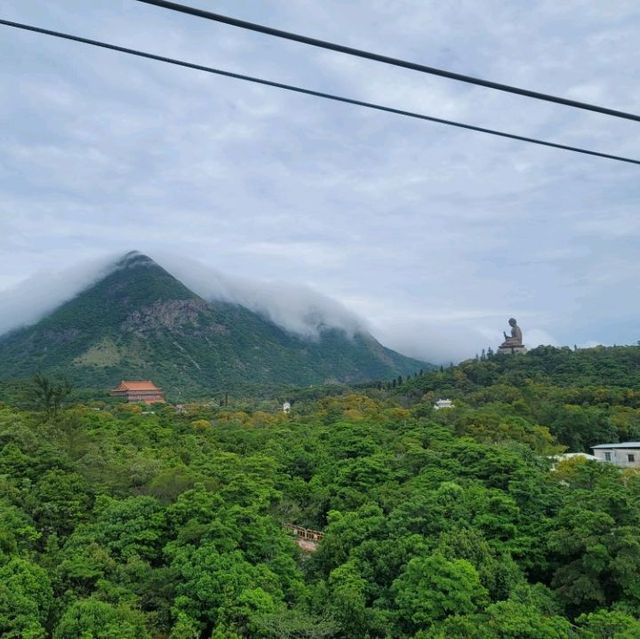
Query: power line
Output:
[[136, 0, 640, 123], [1, 18, 639, 166]]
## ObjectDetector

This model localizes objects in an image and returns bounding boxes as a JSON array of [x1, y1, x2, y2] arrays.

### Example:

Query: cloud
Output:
[[155, 252, 367, 339], [0, 251, 367, 342], [526, 328, 560, 348], [371, 316, 559, 365], [373, 318, 491, 364], [0, 255, 118, 336]]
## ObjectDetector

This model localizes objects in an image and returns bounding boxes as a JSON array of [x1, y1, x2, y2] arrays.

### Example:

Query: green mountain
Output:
[[0, 252, 427, 398]]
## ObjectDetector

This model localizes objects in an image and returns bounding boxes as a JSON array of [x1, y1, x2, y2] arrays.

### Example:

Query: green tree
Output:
[[53, 598, 149, 639], [436, 528, 522, 601], [29, 373, 72, 419], [27, 469, 93, 537], [0, 499, 39, 558], [326, 560, 375, 637], [576, 608, 640, 638], [424, 601, 573, 638], [170, 545, 283, 637], [392, 553, 487, 632], [483, 600, 572, 638], [0, 558, 53, 639], [549, 501, 640, 614]]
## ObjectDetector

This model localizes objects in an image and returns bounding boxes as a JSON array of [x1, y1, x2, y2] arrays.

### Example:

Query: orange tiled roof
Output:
[[115, 380, 162, 391]]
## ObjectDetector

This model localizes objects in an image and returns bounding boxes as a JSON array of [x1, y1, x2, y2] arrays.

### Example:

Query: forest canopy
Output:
[[2, 345, 640, 637]]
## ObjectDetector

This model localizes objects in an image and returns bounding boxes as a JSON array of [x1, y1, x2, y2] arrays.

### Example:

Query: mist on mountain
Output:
[[0, 251, 366, 341], [0, 255, 118, 336], [156, 252, 368, 340]]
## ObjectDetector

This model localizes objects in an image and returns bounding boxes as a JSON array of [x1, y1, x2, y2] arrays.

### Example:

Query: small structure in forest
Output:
[[434, 398, 454, 410], [282, 401, 291, 414], [111, 380, 165, 404], [591, 442, 640, 467], [283, 524, 324, 552]]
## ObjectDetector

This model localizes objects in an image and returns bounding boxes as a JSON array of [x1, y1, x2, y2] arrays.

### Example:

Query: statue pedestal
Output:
[[498, 344, 527, 355]]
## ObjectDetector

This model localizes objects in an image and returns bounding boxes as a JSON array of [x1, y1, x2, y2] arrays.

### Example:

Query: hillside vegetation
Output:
[[391, 345, 640, 452], [0, 253, 425, 397], [2, 345, 640, 637]]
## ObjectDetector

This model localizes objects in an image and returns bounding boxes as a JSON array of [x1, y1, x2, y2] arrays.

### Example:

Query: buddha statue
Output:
[[499, 318, 525, 353], [502, 318, 522, 346]]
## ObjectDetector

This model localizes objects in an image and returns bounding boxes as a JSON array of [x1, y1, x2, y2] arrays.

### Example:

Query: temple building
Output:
[[111, 380, 165, 404]]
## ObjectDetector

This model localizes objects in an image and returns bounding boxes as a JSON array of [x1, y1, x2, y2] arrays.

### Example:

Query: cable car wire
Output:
[[136, 0, 640, 123], [1, 18, 638, 166]]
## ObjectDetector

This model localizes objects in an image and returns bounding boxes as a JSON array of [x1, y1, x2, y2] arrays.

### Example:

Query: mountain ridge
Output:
[[0, 252, 429, 397]]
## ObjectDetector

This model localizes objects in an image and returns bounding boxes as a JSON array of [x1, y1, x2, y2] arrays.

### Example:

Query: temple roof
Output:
[[114, 380, 162, 391]]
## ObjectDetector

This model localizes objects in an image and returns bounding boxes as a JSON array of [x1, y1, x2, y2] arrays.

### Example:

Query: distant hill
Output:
[[396, 344, 640, 398], [389, 344, 640, 452], [0, 252, 427, 398]]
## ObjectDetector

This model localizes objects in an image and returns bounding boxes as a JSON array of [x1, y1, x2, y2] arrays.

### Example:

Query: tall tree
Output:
[[29, 373, 72, 419]]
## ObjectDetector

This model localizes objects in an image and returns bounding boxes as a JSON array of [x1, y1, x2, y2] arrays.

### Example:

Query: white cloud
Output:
[[0, 252, 367, 343], [0, 255, 117, 335], [156, 253, 367, 339], [365, 312, 560, 364]]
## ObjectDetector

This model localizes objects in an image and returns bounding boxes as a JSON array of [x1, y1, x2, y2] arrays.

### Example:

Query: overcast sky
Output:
[[1, 0, 639, 363]]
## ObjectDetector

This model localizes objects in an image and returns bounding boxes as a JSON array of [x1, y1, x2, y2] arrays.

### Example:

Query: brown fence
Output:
[[283, 523, 325, 542]]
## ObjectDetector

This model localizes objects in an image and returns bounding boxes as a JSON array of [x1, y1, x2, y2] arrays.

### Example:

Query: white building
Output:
[[591, 442, 640, 468], [434, 399, 454, 410], [282, 401, 291, 414]]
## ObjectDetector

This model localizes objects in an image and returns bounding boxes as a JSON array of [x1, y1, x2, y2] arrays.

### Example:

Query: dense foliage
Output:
[[393, 345, 640, 452], [2, 347, 640, 638]]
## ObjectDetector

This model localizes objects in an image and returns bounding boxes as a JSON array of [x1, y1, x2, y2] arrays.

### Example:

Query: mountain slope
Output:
[[0, 253, 427, 397]]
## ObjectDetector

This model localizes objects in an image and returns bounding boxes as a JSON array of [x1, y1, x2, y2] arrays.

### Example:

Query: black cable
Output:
[[136, 0, 640, 123], [1, 18, 638, 166]]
